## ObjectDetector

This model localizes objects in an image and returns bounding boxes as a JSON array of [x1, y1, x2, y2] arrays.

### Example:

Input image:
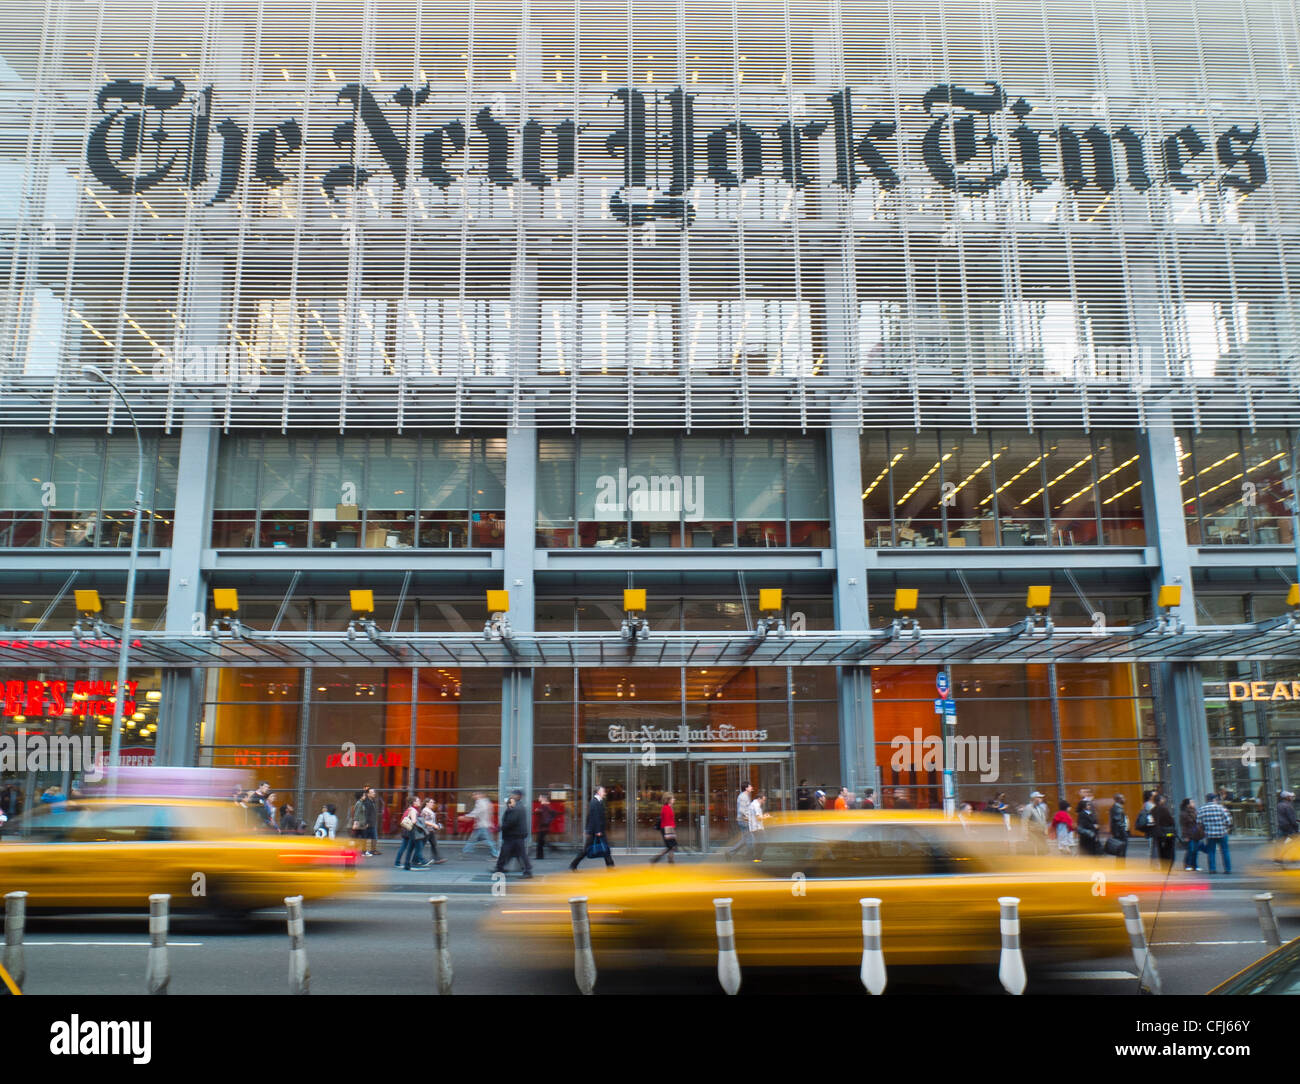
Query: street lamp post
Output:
[[83, 365, 144, 797]]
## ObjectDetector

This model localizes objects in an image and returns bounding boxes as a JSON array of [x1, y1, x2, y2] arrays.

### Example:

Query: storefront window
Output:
[[872, 662, 1157, 813], [0, 668, 163, 815], [200, 665, 503, 840]]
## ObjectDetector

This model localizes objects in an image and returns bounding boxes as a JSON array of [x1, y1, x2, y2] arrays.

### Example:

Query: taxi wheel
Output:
[[206, 884, 252, 923]]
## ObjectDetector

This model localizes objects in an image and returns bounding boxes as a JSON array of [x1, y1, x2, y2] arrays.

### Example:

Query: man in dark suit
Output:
[[569, 785, 615, 870], [494, 789, 534, 877]]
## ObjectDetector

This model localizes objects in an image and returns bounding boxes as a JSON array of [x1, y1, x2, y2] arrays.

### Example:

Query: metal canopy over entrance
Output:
[[2, 621, 1299, 669]]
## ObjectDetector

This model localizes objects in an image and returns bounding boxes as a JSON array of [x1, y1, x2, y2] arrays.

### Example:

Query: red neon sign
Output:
[[1, 679, 139, 719]]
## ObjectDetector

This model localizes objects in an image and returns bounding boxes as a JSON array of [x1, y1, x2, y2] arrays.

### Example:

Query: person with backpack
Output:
[[312, 802, 338, 839], [650, 792, 678, 864]]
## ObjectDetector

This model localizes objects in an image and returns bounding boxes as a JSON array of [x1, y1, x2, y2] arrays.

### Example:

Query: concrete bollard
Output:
[[1255, 892, 1283, 947], [569, 897, 596, 995], [713, 898, 741, 995], [429, 895, 453, 994], [997, 896, 1027, 995], [4, 891, 26, 990], [147, 894, 170, 995], [285, 895, 309, 995], [1118, 894, 1162, 995], [859, 897, 887, 995]]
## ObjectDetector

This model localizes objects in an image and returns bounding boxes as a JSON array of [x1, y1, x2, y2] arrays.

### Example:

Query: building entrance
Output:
[[581, 754, 791, 854]]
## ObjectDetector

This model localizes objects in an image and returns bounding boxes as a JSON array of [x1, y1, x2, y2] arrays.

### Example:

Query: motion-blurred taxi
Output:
[[0, 797, 358, 916], [488, 811, 1192, 970]]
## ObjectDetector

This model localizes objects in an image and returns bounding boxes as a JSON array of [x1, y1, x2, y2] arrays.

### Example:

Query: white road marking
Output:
[[1150, 939, 1265, 946], [27, 940, 205, 947], [1048, 970, 1138, 980]]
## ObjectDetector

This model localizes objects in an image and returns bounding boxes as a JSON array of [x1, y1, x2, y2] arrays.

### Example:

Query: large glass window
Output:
[[552, 433, 827, 549], [0, 431, 177, 548], [1181, 429, 1296, 546], [861, 430, 1146, 548], [212, 432, 507, 549], [201, 665, 503, 840]]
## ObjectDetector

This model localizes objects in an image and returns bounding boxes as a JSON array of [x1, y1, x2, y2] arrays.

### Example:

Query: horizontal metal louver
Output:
[[0, 0, 1296, 432]]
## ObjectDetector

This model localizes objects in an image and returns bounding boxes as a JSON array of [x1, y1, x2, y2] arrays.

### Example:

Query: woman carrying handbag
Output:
[[650, 792, 678, 864]]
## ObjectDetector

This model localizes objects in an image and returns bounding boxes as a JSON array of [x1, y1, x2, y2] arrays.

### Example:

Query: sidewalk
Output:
[[348, 836, 1289, 893], [352, 845, 710, 892]]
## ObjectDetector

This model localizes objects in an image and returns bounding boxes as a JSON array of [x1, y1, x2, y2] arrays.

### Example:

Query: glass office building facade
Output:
[[1, 1, 1299, 845]]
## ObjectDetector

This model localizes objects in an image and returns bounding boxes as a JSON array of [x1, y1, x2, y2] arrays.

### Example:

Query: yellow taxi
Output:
[[0, 797, 358, 916], [488, 811, 1196, 970], [1258, 838, 1300, 905]]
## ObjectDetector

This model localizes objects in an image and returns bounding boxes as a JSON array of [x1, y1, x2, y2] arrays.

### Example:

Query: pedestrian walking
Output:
[[362, 786, 381, 856], [1197, 791, 1233, 874], [747, 791, 771, 860], [1179, 797, 1202, 871], [417, 798, 446, 865], [312, 802, 338, 839], [724, 781, 755, 859], [278, 802, 301, 834], [650, 792, 678, 864], [1135, 789, 1157, 867], [859, 787, 876, 810], [1152, 794, 1176, 865], [1076, 796, 1099, 856], [1107, 793, 1129, 864], [569, 785, 615, 870], [1020, 791, 1049, 854], [462, 791, 500, 859], [494, 790, 534, 877], [535, 794, 556, 859], [349, 789, 373, 853], [833, 787, 851, 810], [1277, 791, 1299, 863], [1051, 800, 1076, 855], [395, 794, 423, 868]]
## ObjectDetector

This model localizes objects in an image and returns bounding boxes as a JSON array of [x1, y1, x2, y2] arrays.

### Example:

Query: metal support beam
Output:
[[158, 416, 218, 767], [1142, 421, 1212, 804], [499, 422, 537, 803]]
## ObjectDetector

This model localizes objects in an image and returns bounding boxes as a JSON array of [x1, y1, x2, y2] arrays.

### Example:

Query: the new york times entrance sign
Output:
[[86, 78, 1267, 221]]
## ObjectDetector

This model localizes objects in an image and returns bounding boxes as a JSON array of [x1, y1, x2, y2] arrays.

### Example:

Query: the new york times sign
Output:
[[86, 77, 1267, 222]]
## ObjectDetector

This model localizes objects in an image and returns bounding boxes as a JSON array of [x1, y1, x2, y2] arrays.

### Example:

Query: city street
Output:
[[11, 853, 1292, 996]]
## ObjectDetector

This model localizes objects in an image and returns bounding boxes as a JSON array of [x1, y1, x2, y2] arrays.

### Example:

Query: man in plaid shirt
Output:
[[1196, 792, 1233, 874]]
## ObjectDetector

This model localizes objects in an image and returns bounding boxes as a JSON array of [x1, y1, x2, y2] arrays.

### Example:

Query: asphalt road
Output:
[[9, 859, 1293, 996]]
